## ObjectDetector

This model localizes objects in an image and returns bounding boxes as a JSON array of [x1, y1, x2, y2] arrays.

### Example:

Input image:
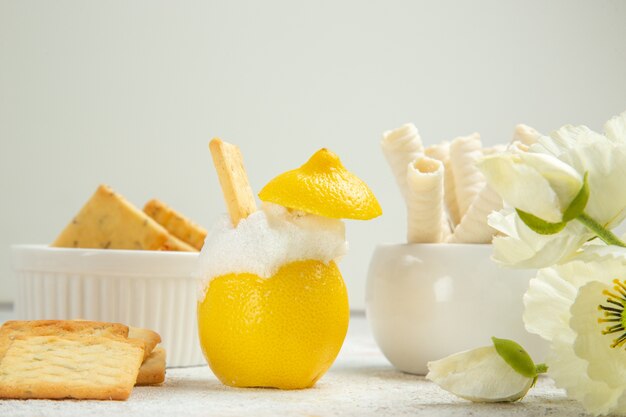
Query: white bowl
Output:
[[365, 243, 548, 375], [11, 244, 205, 367]]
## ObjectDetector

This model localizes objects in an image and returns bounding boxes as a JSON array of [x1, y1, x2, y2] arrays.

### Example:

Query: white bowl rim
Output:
[[11, 244, 198, 277]]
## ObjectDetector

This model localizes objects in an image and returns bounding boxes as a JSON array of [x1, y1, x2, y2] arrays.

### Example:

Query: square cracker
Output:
[[144, 199, 207, 250], [128, 326, 161, 361], [0, 334, 144, 400], [52, 184, 175, 251], [135, 347, 166, 386]]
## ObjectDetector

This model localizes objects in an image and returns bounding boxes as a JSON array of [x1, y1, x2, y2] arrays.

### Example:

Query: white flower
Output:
[[426, 338, 543, 403], [488, 208, 589, 269], [481, 110, 626, 268], [523, 246, 626, 416], [479, 152, 582, 223]]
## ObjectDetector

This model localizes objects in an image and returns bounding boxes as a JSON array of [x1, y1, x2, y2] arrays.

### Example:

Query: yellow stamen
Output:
[[599, 279, 626, 349]]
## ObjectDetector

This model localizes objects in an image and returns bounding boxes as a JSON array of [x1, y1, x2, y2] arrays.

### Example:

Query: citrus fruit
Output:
[[258, 148, 382, 220], [197, 260, 349, 389]]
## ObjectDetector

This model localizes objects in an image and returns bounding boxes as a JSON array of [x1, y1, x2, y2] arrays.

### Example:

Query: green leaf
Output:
[[492, 337, 537, 378], [535, 363, 548, 374], [563, 172, 590, 222], [516, 209, 567, 235]]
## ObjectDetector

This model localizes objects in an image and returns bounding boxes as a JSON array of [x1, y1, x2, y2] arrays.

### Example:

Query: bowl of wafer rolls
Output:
[[11, 184, 208, 367], [365, 123, 548, 375]]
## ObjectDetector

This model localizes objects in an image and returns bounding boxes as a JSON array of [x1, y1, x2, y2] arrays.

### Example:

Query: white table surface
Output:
[[0, 309, 586, 417]]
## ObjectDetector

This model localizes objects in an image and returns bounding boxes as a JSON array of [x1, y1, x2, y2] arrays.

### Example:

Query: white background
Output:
[[1, 0, 625, 309]]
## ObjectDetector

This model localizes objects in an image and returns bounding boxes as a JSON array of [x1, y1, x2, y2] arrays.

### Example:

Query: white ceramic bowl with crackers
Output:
[[365, 243, 548, 375], [11, 244, 205, 367]]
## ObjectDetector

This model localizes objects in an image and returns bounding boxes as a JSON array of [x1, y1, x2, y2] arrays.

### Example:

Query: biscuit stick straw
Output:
[[209, 138, 257, 227]]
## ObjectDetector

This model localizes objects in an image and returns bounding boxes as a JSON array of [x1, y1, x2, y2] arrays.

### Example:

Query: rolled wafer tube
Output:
[[405, 156, 446, 243], [482, 144, 507, 156], [425, 142, 461, 227], [446, 185, 502, 243], [508, 140, 530, 154], [449, 133, 485, 220], [381, 123, 424, 198], [439, 213, 452, 241], [513, 124, 541, 146]]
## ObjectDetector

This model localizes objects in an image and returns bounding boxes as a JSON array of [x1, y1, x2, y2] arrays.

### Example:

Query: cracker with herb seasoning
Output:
[[144, 199, 207, 250], [52, 184, 186, 251], [161, 233, 197, 252]]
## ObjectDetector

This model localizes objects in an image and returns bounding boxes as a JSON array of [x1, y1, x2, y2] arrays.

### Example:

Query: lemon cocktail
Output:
[[197, 143, 381, 389]]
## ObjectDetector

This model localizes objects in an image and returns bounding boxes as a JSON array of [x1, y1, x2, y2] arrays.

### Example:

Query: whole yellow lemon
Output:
[[197, 260, 349, 389]]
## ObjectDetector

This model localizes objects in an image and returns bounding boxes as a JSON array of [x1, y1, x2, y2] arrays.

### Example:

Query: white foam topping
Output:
[[196, 203, 347, 297]]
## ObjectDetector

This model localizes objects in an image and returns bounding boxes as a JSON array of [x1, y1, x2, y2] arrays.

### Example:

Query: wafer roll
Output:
[[405, 156, 446, 243], [509, 140, 530, 154], [482, 144, 507, 156], [381, 123, 424, 198], [425, 142, 460, 227], [449, 133, 485, 219], [447, 185, 502, 243], [513, 124, 541, 146]]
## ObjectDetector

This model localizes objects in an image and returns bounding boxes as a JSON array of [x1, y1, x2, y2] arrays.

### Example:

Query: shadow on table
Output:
[[331, 363, 427, 382], [160, 367, 417, 395]]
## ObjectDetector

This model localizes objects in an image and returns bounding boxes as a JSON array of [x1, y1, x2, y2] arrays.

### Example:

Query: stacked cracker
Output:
[[0, 320, 165, 400], [52, 185, 207, 252], [381, 123, 541, 243]]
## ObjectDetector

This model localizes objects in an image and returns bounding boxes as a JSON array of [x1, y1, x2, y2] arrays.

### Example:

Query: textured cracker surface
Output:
[[0, 335, 144, 400], [0, 320, 129, 359]]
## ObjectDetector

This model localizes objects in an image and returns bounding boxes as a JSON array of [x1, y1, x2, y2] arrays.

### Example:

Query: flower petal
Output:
[[426, 346, 534, 402], [524, 256, 626, 416], [604, 111, 626, 143], [571, 281, 626, 389], [518, 152, 583, 213], [565, 141, 626, 227], [488, 209, 590, 268], [548, 339, 622, 416], [479, 154, 563, 222], [523, 268, 578, 344], [545, 125, 606, 156], [577, 245, 626, 264]]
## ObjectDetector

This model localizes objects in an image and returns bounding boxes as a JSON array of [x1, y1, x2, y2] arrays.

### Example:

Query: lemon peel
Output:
[[197, 259, 349, 390], [259, 148, 382, 220]]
